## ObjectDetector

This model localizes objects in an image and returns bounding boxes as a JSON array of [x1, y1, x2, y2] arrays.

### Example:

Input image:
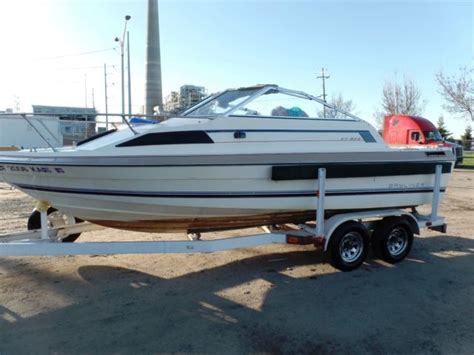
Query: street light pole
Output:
[[127, 30, 132, 116], [115, 15, 131, 117], [120, 40, 125, 116]]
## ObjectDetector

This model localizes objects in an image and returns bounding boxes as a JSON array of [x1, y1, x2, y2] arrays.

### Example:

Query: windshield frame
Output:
[[181, 86, 271, 118], [181, 85, 361, 121]]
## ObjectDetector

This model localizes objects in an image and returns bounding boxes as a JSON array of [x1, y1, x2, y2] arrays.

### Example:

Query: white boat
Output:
[[0, 85, 455, 233]]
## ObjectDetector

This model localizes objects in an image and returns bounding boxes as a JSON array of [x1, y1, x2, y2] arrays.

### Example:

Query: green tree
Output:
[[437, 115, 452, 140], [461, 125, 472, 150]]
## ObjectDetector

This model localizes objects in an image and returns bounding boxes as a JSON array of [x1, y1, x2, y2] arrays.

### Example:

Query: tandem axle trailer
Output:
[[0, 167, 447, 271]]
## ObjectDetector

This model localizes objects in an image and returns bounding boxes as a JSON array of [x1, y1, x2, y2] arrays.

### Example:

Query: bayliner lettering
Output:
[[389, 183, 427, 189], [341, 137, 362, 141]]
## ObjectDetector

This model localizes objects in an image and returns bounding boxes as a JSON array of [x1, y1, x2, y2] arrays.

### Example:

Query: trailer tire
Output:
[[27, 208, 82, 243], [327, 221, 369, 272], [372, 217, 413, 263]]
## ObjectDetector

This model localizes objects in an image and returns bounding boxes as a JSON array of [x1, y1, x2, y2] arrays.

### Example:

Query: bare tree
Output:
[[381, 77, 425, 116], [319, 93, 356, 119], [375, 77, 426, 131], [436, 66, 473, 121]]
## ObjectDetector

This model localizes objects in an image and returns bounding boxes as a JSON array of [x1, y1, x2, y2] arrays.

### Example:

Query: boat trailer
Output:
[[0, 167, 448, 271]]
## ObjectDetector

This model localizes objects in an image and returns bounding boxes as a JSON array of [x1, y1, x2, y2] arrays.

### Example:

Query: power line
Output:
[[36, 47, 118, 61], [54, 64, 118, 71]]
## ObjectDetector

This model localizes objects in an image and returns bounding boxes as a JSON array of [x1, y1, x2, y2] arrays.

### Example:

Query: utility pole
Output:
[[84, 74, 88, 107], [317, 67, 330, 116], [104, 63, 109, 130], [13, 95, 20, 112]]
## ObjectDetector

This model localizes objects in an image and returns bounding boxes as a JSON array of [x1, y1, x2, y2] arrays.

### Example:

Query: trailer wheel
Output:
[[327, 221, 369, 272], [372, 217, 413, 263], [27, 208, 82, 243]]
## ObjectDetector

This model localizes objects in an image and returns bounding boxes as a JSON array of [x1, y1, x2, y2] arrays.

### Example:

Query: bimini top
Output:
[[181, 85, 361, 121]]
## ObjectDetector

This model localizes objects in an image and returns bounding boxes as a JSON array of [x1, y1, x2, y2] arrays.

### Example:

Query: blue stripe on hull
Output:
[[16, 184, 445, 198]]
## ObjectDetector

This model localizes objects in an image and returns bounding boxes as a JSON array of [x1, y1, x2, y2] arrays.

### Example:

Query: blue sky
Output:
[[0, 0, 471, 137]]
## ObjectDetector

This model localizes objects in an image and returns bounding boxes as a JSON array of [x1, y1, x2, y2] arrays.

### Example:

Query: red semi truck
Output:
[[383, 114, 464, 165]]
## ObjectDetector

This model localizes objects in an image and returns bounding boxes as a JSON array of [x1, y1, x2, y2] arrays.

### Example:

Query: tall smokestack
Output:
[[145, 0, 163, 114]]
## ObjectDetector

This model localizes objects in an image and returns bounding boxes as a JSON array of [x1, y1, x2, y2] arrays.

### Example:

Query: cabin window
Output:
[[411, 132, 421, 141], [116, 131, 214, 147]]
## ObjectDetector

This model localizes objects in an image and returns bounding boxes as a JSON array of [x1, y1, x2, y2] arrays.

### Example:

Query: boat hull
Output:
[[1, 160, 452, 232]]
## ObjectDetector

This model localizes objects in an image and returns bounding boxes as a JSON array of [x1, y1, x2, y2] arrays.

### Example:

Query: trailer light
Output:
[[313, 236, 325, 247], [286, 235, 314, 245], [286, 236, 300, 244]]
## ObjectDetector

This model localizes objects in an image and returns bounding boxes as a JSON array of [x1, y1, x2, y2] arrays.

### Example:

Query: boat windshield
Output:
[[184, 88, 262, 117], [183, 86, 358, 120]]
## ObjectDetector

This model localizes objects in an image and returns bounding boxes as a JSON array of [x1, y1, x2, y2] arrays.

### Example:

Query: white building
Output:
[[32, 105, 97, 145], [0, 113, 63, 149], [163, 91, 180, 113], [164, 85, 207, 114], [179, 85, 206, 109]]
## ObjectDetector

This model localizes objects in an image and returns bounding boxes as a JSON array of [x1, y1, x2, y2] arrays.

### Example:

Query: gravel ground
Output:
[[0, 170, 473, 354]]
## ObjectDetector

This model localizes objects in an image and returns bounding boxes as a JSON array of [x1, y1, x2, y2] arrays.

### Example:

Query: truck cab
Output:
[[383, 114, 463, 165]]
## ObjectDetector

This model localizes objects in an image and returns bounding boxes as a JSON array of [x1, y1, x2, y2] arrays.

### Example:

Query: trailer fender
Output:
[[323, 214, 367, 251], [399, 213, 420, 236]]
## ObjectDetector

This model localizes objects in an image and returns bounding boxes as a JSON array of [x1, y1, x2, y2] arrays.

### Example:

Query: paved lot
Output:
[[0, 170, 473, 353]]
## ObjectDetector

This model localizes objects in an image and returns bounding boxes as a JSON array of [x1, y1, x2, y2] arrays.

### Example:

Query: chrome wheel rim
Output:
[[339, 231, 364, 263], [387, 227, 408, 256]]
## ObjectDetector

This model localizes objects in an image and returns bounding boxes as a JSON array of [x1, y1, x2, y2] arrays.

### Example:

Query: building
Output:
[[0, 112, 63, 149], [163, 91, 180, 114], [163, 85, 207, 114], [179, 85, 207, 109], [32, 105, 97, 145]]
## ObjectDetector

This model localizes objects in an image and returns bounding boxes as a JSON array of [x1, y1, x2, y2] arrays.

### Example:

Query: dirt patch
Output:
[[0, 170, 473, 353]]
